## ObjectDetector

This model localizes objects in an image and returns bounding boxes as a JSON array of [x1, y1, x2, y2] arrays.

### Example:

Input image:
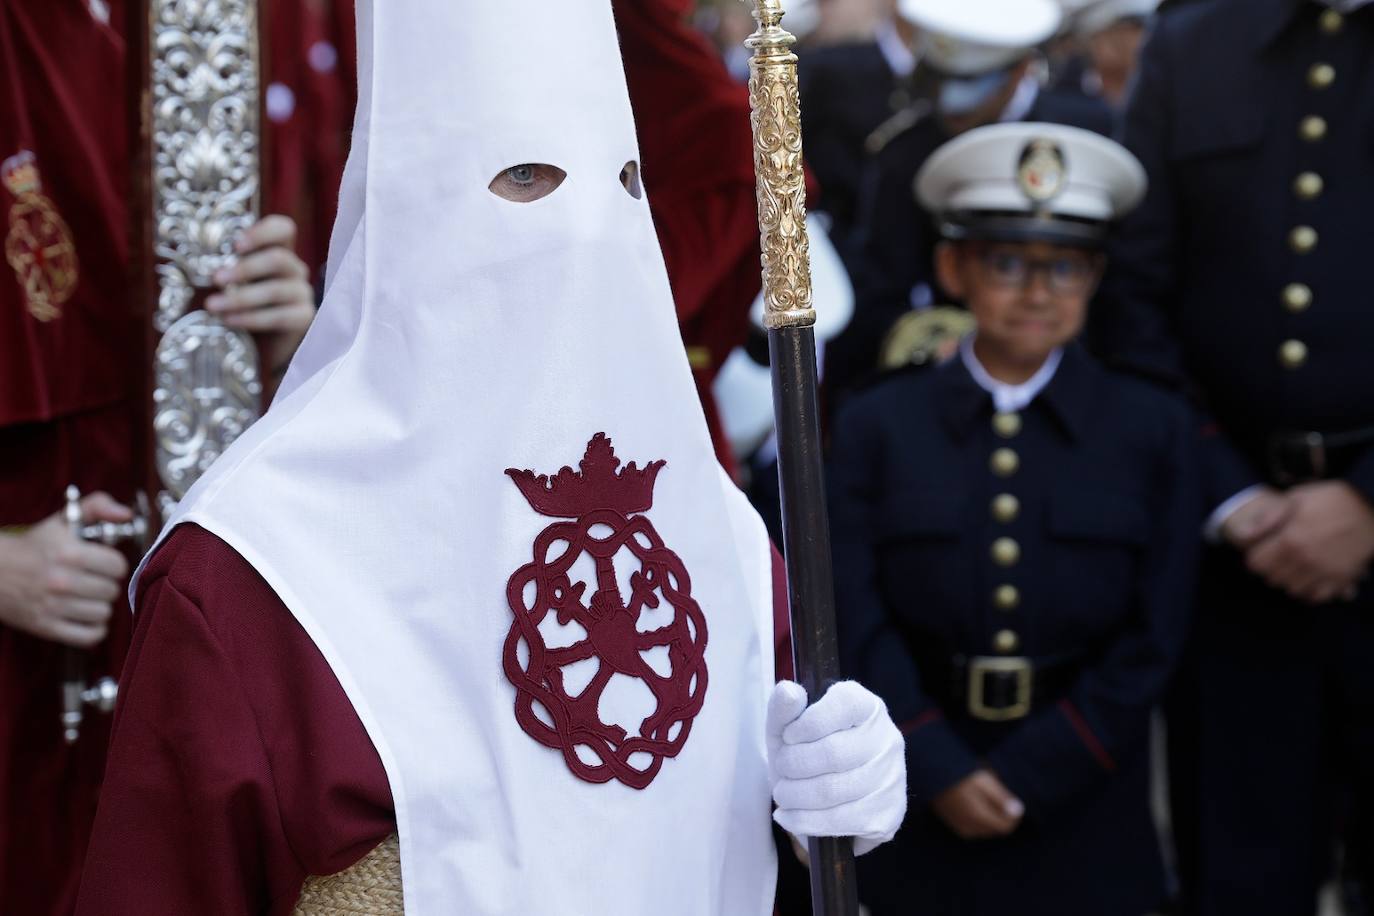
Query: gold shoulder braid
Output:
[[879, 307, 976, 371], [293, 834, 404, 916]]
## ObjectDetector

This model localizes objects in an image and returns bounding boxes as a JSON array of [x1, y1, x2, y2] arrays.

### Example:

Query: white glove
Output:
[[766, 680, 907, 856]]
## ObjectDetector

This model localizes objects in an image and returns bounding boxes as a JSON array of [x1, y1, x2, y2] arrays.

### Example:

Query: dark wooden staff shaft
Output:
[[769, 327, 859, 915], [740, 0, 860, 908]]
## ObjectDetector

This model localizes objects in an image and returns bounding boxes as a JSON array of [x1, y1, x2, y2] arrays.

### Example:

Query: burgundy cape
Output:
[[75, 524, 791, 914], [0, 5, 140, 914]]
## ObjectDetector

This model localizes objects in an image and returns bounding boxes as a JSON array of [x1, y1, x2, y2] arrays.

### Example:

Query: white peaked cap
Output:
[[135, 0, 780, 913], [1077, 0, 1160, 35], [1050, 0, 1101, 34], [785, 0, 821, 38], [917, 122, 1147, 243], [900, 0, 1062, 75]]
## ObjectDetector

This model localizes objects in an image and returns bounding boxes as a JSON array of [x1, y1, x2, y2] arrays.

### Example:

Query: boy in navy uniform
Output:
[[828, 0, 1114, 411], [830, 122, 1201, 915]]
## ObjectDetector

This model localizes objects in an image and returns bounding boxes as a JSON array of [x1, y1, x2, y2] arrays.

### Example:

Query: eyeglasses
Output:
[[974, 249, 1100, 296]]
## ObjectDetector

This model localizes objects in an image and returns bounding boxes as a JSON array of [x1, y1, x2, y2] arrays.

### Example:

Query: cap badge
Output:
[[1017, 139, 1067, 204]]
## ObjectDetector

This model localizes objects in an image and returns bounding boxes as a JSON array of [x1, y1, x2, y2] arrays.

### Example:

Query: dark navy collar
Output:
[[1252, 0, 1312, 49], [935, 342, 1098, 443]]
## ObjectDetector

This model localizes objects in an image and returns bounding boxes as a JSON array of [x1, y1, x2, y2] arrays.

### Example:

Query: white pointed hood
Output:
[[135, 1, 778, 912]]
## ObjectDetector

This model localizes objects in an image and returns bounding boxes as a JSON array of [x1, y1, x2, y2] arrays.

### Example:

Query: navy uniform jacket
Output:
[[1090, 4, 1374, 912], [830, 345, 1201, 916], [1094, 0, 1374, 509], [824, 90, 1115, 409]]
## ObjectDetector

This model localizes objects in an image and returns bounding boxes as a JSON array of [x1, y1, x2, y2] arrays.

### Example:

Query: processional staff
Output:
[[57, 0, 268, 744], [740, 2, 861, 913]]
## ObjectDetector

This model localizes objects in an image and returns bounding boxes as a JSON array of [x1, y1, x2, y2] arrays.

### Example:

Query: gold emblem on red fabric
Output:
[[4, 151, 79, 322], [1016, 139, 1067, 205]]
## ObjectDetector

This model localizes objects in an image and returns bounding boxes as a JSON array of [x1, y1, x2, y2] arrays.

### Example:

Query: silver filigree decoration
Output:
[[154, 310, 261, 504], [150, 0, 261, 333], [149, 0, 263, 511]]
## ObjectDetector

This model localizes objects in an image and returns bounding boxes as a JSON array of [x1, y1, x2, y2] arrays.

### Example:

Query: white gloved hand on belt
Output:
[[766, 679, 907, 856]]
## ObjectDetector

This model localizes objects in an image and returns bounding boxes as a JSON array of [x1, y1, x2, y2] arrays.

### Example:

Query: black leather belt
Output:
[[1268, 426, 1374, 486], [919, 652, 1082, 723]]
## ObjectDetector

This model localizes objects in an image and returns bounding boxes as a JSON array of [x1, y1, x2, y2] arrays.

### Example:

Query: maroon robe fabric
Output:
[[74, 525, 394, 916], [264, 0, 358, 283], [0, 6, 140, 913], [76, 523, 791, 913], [613, 0, 764, 481], [613, 0, 821, 480], [0, 5, 356, 913]]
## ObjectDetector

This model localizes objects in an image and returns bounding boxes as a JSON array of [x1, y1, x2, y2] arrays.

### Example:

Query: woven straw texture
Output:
[[293, 834, 403, 915]]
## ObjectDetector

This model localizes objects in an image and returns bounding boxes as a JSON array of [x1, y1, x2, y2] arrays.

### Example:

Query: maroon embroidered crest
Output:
[[503, 433, 708, 789]]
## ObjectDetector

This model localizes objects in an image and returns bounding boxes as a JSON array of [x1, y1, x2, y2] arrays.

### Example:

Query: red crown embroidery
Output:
[[506, 433, 666, 519]]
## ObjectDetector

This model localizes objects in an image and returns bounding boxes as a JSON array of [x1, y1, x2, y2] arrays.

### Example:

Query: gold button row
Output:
[[989, 420, 1022, 620], [1309, 63, 1336, 90], [993, 630, 1021, 654], [1321, 8, 1343, 33]]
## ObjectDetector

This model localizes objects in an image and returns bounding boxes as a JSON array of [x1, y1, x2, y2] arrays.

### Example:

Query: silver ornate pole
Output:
[[741, 2, 860, 913], [57, 0, 268, 742], [147, 0, 264, 515]]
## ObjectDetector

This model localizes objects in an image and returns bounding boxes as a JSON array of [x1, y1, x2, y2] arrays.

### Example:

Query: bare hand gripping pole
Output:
[[740, 3, 860, 913], [59, 487, 149, 744]]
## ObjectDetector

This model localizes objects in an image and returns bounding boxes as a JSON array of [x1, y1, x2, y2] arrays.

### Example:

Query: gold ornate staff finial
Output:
[[743, 0, 815, 330]]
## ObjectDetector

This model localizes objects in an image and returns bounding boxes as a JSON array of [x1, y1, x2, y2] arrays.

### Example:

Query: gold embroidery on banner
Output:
[[3, 152, 79, 322]]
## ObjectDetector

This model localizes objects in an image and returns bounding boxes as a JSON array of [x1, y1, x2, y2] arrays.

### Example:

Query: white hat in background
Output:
[[1077, 0, 1160, 36], [1050, 0, 1102, 33], [899, 0, 1062, 75], [916, 121, 1147, 247]]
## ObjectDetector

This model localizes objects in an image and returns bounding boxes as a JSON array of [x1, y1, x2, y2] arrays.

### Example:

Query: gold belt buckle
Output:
[[967, 656, 1033, 722]]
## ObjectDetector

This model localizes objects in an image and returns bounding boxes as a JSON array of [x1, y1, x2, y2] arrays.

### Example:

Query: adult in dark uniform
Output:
[[826, 0, 1115, 411], [831, 122, 1201, 915], [798, 2, 921, 252], [1071, 0, 1160, 110], [1092, 2, 1374, 913]]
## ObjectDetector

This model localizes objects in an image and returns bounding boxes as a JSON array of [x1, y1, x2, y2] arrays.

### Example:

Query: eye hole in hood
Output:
[[489, 164, 567, 203]]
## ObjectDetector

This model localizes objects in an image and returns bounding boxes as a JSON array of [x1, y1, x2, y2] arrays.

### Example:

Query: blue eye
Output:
[[988, 253, 1025, 276], [1050, 258, 1090, 280], [489, 164, 568, 203]]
